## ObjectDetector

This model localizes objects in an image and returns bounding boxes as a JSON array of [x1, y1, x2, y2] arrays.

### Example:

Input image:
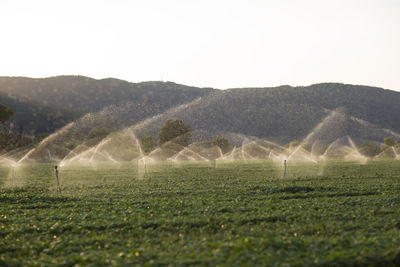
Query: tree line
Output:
[[3, 101, 397, 158], [0, 104, 51, 152], [284, 137, 400, 158], [358, 137, 400, 157], [0, 102, 231, 155], [139, 118, 231, 154]]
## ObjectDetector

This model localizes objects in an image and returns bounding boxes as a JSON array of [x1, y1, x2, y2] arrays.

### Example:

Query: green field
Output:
[[1, 160, 400, 266]]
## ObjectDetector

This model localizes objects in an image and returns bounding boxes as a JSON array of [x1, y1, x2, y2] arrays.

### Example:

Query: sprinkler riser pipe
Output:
[[54, 166, 62, 195]]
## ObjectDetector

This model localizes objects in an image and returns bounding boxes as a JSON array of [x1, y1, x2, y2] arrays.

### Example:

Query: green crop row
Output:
[[1, 160, 400, 266]]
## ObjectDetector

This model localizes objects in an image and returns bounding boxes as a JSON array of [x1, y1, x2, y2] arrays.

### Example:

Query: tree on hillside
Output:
[[158, 119, 192, 147], [0, 104, 14, 126], [395, 140, 400, 149], [17, 123, 23, 142], [0, 104, 15, 150], [85, 127, 110, 146], [35, 133, 50, 144], [211, 137, 231, 154], [285, 140, 300, 149], [284, 140, 311, 152], [383, 137, 395, 147], [358, 143, 382, 157], [87, 127, 110, 140], [140, 135, 155, 154]]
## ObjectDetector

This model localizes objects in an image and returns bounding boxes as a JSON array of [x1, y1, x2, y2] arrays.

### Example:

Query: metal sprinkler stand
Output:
[[55, 165, 62, 195]]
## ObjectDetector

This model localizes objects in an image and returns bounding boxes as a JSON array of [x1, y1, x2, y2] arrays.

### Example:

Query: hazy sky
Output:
[[1, 0, 399, 90]]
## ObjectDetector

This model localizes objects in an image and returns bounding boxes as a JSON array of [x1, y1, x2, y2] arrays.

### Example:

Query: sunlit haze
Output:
[[1, 0, 400, 90]]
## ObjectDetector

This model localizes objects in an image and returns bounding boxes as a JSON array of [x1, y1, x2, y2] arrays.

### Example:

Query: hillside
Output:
[[0, 76, 214, 134], [0, 76, 214, 113], [128, 84, 400, 144], [128, 85, 400, 144], [0, 92, 78, 135], [1, 76, 400, 144]]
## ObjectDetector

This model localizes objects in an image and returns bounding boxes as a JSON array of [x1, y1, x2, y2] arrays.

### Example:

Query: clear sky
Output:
[[1, 0, 399, 90]]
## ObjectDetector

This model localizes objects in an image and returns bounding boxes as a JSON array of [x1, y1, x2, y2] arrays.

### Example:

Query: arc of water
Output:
[[303, 109, 339, 144], [240, 140, 260, 161], [311, 141, 323, 157], [287, 145, 304, 161], [0, 156, 17, 167], [47, 149, 52, 162], [89, 138, 112, 163], [347, 136, 367, 161], [248, 137, 286, 151], [170, 147, 210, 162], [147, 146, 168, 160], [60, 146, 95, 167], [249, 141, 272, 154], [135, 138, 144, 158], [240, 145, 246, 160], [241, 148, 256, 160], [1, 147, 28, 159], [18, 121, 77, 165], [103, 152, 118, 163], [223, 146, 236, 161], [391, 146, 397, 157], [60, 142, 116, 166], [126, 128, 145, 158], [216, 146, 224, 159], [60, 149, 79, 164], [321, 138, 342, 159], [268, 150, 277, 160], [286, 145, 317, 163], [128, 97, 203, 133], [393, 146, 400, 159], [16, 147, 36, 165], [375, 146, 400, 159]]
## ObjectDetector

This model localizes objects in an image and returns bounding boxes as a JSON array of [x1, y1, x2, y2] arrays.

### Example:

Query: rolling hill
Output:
[[174, 84, 400, 143], [1, 76, 400, 145], [0, 76, 214, 134], [0, 92, 78, 135]]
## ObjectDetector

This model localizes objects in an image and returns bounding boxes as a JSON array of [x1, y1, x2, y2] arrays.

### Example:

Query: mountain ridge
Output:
[[0, 76, 399, 145]]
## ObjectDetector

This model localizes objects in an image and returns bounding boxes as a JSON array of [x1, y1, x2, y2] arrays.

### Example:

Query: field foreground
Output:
[[1, 160, 400, 266]]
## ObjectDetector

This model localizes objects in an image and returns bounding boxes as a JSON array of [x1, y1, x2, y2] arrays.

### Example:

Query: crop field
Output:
[[1, 160, 400, 266]]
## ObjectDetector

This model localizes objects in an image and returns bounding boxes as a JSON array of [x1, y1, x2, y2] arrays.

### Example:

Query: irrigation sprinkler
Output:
[[54, 165, 62, 195], [283, 160, 287, 179], [137, 157, 149, 179]]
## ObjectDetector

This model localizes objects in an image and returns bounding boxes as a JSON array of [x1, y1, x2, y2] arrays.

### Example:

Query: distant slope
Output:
[[0, 92, 78, 135], [0, 76, 214, 134], [0, 76, 214, 113], [300, 83, 400, 133], [1, 76, 400, 144], [131, 84, 400, 144]]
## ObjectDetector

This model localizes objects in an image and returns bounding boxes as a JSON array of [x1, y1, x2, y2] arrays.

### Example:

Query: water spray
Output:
[[144, 159, 148, 178], [54, 165, 62, 195], [12, 164, 16, 186], [283, 160, 287, 179]]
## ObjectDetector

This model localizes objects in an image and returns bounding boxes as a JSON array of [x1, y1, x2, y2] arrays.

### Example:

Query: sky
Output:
[[1, 0, 400, 90]]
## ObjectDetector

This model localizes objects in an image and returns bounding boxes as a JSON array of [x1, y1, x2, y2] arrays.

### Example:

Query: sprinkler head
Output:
[[54, 165, 58, 170]]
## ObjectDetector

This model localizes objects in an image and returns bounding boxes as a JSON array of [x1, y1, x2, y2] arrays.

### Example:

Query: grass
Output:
[[1, 159, 400, 266]]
